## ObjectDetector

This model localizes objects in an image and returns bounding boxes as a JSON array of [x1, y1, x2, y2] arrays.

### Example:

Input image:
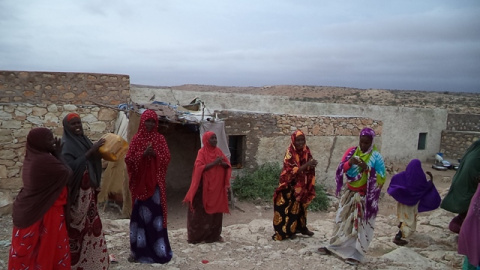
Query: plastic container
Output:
[[99, 133, 129, 162]]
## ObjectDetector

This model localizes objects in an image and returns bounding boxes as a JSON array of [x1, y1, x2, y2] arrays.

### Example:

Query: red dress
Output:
[[9, 187, 71, 269]]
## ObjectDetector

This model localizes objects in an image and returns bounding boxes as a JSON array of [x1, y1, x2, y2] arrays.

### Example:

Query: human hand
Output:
[[351, 156, 367, 170], [144, 143, 155, 156], [308, 159, 318, 167], [52, 137, 63, 158], [92, 138, 106, 151]]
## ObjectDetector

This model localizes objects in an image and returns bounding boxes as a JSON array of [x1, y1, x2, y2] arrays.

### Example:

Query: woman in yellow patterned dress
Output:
[[272, 129, 317, 240]]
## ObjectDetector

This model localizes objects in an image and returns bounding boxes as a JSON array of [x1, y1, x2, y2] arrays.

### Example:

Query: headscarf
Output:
[[12, 127, 72, 228], [441, 139, 480, 214], [61, 113, 103, 206], [387, 159, 441, 212], [273, 130, 316, 204], [183, 131, 231, 214], [335, 127, 386, 220], [125, 109, 171, 226]]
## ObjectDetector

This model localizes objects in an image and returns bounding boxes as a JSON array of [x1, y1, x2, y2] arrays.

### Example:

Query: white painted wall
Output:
[[130, 86, 448, 165]]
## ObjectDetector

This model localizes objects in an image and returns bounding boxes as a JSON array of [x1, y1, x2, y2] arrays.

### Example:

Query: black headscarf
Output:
[[61, 113, 102, 206]]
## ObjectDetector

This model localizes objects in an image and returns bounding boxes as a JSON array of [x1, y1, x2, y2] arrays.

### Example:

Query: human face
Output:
[[145, 118, 156, 132], [359, 135, 373, 153], [294, 135, 306, 150], [68, 117, 83, 136], [45, 131, 55, 153], [208, 134, 217, 147]]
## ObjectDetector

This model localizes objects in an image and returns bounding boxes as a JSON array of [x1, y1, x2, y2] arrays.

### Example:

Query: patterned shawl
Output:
[[183, 131, 232, 214], [335, 127, 386, 220], [273, 130, 316, 204], [13, 128, 72, 228], [61, 113, 103, 206], [387, 159, 441, 212], [125, 109, 171, 226]]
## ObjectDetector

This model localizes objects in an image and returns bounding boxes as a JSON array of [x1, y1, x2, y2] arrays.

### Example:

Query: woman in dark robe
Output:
[[61, 113, 109, 270], [272, 129, 317, 241], [9, 127, 72, 269], [125, 109, 173, 263], [183, 131, 232, 244], [441, 139, 480, 233]]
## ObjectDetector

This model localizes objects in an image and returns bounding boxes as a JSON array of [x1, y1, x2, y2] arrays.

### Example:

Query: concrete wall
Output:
[[130, 86, 448, 165]]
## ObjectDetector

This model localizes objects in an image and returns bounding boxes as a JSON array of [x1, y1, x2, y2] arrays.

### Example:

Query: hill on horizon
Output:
[[132, 84, 480, 114]]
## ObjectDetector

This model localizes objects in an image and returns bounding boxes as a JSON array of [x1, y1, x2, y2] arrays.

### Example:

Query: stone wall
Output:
[[130, 86, 447, 164], [218, 110, 383, 189], [439, 114, 480, 159], [0, 71, 130, 214], [446, 114, 480, 132], [440, 131, 479, 160], [0, 71, 130, 105]]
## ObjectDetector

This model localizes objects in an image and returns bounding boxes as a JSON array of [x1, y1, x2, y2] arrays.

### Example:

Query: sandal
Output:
[[109, 254, 118, 264], [345, 258, 360, 265], [393, 238, 408, 246], [127, 254, 136, 263], [301, 229, 314, 237], [317, 247, 331, 255]]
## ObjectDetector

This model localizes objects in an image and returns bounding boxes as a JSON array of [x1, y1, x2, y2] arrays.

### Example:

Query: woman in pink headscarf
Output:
[[183, 131, 232, 244], [318, 127, 386, 266]]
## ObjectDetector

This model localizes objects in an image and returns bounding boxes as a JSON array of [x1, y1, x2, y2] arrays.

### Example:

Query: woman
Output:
[[441, 139, 480, 233], [183, 131, 232, 244], [61, 113, 109, 270], [387, 159, 441, 246], [458, 184, 480, 270], [272, 129, 317, 241], [9, 127, 72, 269], [318, 127, 386, 266], [125, 109, 173, 263]]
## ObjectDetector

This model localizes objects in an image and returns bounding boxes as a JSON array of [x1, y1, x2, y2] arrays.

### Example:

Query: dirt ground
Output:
[[0, 162, 458, 269]]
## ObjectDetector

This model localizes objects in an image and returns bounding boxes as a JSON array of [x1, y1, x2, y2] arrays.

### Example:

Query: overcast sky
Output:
[[1, 1, 479, 93]]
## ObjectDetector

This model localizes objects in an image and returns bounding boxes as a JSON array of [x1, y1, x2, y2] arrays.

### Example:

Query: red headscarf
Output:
[[13, 127, 72, 228], [183, 131, 232, 214], [273, 129, 316, 204], [125, 109, 171, 226]]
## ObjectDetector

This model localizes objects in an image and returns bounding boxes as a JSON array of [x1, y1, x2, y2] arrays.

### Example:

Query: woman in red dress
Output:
[[9, 127, 72, 269], [183, 131, 232, 243]]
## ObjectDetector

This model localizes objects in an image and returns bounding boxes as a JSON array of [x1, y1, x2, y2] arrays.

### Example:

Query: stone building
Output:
[[1, 70, 478, 216]]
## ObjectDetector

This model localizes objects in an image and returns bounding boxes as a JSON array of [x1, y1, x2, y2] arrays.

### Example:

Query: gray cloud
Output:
[[0, 0, 479, 92]]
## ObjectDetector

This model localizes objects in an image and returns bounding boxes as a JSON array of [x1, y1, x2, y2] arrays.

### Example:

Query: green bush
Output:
[[232, 162, 329, 211]]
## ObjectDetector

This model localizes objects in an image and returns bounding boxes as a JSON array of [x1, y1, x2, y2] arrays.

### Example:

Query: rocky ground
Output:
[[0, 162, 464, 270]]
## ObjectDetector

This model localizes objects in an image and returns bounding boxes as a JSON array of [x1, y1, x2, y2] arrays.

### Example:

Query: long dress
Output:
[[125, 109, 173, 263], [458, 184, 480, 269], [183, 131, 232, 244], [441, 139, 480, 233], [9, 127, 72, 270], [9, 188, 71, 269], [327, 143, 386, 263], [272, 129, 316, 241], [61, 114, 109, 270]]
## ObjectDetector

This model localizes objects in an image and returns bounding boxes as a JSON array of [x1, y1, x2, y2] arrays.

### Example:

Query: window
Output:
[[418, 133, 427, 150], [228, 135, 245, 168]]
